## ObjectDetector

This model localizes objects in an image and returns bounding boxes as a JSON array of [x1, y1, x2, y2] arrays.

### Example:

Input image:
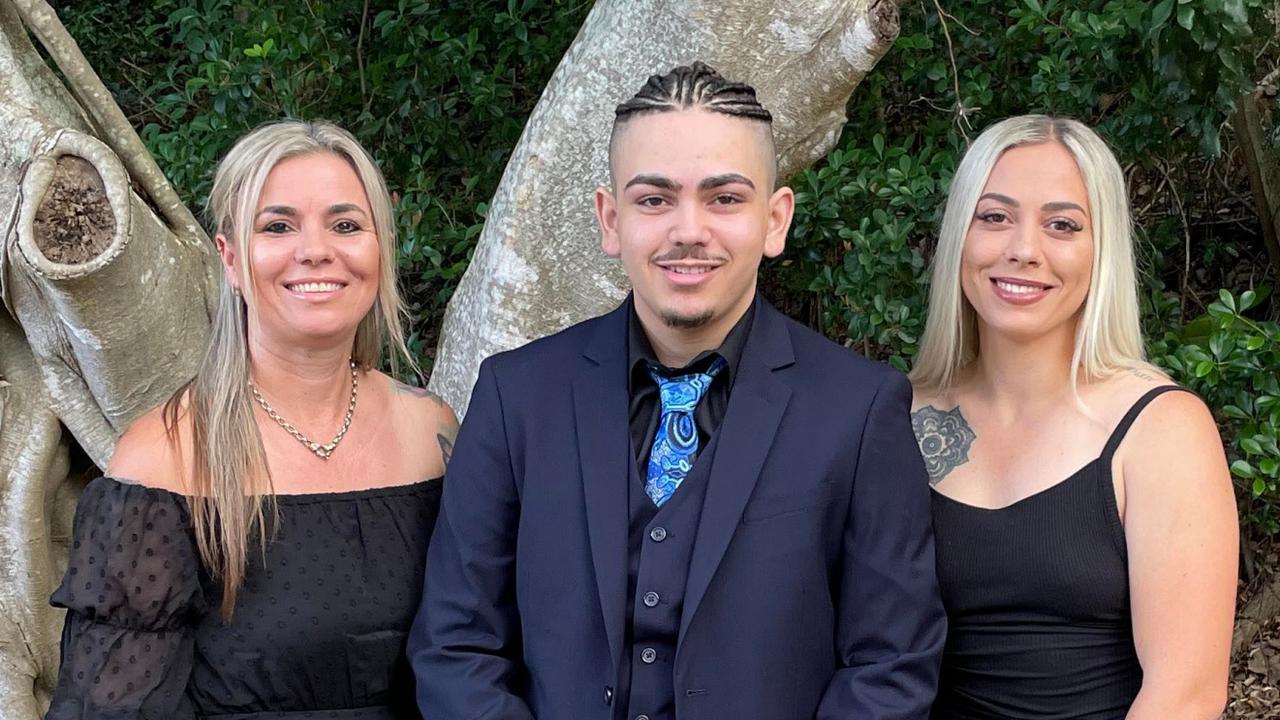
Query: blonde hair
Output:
[[163, 120, 414, 617], [910, 115, 1145, 394]]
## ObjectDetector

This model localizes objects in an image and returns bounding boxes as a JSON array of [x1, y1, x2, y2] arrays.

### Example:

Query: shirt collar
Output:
[[626, 294, 756, 393]]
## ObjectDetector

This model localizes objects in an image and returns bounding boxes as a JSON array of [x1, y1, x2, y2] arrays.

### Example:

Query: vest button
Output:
[[649, 526, 667, 542], [604, 686, 613, 705], [643, 591, 660, 607], [636, 715, 651, 720], [641, 647, 657, 664]]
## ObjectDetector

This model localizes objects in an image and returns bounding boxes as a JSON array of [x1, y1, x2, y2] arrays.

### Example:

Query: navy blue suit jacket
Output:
[[410, 298, 946, 719]]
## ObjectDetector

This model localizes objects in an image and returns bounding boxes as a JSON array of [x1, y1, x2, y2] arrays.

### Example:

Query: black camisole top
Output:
[[929, 386, 1192, 719]]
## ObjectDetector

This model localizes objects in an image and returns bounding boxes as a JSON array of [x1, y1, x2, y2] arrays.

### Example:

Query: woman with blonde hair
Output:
[[47, 120, 454, 719], [911, 115, 1236, 719]]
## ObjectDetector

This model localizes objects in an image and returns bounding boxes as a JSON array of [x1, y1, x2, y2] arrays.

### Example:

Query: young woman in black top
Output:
[[910, 115, 1236, 719], [47, 121, 456, 719]]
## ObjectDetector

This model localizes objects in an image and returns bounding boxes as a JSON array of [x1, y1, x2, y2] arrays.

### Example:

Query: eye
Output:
[[1047, 218, 1083, 233], [976, 210, 1009, 224], [333, 219, 362, 234], [637, 195, 668, 208], [711, 193, 742, 206], [261, 220, 292, 234]]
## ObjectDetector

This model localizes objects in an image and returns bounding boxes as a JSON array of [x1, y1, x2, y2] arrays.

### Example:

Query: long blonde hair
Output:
[[163, 120, 413, 617], [910, 115, 1146, 396]]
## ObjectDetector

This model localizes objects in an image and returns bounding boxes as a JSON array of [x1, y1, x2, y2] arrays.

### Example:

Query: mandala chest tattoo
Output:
[[911, 405, 976, 486]]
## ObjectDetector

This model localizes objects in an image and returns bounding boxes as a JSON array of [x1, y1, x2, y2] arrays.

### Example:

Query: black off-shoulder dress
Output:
[[47, 476, 442, 720]]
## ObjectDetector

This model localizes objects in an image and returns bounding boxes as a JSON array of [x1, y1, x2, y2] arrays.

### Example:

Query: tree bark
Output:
[[0, 2, 218, 716], [1233, 89, 1280, 290], [428, 0, 903, 415]]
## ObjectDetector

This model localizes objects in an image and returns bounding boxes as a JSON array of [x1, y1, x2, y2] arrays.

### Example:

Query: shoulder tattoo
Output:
[[393, 379, 445, 404], [911, 405, 976, 486]]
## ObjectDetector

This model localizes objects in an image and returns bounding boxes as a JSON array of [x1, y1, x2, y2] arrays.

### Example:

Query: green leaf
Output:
[[1253, 477, 1267, 496], [1242, 437, 1265, 455], [1241, 289, 1258, 311], [1176, 4, 1195, 29], [1023, 0, 1043, 14], [1247, 336, 1266, 351], [1151, 0, 1175, 27], [1194, 360, 1215, 378], [1233, 459, 1256, 478], [1219, 289, 1236, 313]]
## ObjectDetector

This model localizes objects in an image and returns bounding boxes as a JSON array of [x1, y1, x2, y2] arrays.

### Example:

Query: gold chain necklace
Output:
[[249, 361, 358, 460]]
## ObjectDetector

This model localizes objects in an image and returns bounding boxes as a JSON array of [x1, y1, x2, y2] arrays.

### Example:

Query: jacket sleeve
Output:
[[409, 357, 535, 720], [818, 370, 947, 719]]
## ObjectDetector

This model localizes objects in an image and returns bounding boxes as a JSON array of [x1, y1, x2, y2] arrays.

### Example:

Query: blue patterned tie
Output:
[[645, 357, 726, 507]]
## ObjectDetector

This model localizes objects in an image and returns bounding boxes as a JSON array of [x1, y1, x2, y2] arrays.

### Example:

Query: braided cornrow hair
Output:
[[615, 61, 772, 123]]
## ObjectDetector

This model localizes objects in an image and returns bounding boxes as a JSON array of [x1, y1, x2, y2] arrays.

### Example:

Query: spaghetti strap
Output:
[[1100, 385, 1198, 460]]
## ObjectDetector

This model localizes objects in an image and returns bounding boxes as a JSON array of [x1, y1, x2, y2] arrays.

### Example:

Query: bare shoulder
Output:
[[385, 373, 457, 427], [106, 399, 191, 494], [1111, 373, 1226, 495], [383, 372, 460, 471]]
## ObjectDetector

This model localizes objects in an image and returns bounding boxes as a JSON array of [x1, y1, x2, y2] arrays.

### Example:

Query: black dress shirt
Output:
[[627, 296, 755, 467]]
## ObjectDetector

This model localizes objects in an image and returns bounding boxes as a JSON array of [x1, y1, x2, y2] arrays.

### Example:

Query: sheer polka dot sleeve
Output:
[[47, 478, 209, 719]]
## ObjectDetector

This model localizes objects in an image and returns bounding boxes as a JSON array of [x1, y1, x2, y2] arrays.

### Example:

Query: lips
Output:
[[285, 280, 347, 294], [990, 277, 1052, 305]]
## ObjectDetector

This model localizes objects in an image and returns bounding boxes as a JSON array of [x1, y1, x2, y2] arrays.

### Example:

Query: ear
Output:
[[763, 185, 794, 258], [595, 186, 621, 258], [215, 233, 240, 292]]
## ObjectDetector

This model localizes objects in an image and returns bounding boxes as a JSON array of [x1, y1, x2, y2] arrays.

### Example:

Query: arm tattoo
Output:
[[436, 433, 454, 469], [911, 405, 976, 486]]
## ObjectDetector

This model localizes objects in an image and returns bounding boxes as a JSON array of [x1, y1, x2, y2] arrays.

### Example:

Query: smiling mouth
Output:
[[992, 278, 1051, 295], [662, 264, 717, 276], [286, 281, 346, 293]]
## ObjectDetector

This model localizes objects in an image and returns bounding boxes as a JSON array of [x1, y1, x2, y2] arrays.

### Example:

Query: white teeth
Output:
[[668, 266, 711, 275], [289, 282, 343, 293], [995, 280, 1044, 295]]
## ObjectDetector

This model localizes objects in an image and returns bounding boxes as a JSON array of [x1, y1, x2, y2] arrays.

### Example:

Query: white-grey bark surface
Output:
[[429, 0, 902, 415], [0, 2, 218, 716]]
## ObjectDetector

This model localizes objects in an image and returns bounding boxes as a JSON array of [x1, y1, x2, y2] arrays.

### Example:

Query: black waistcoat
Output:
[[615, 430, 722, 720]]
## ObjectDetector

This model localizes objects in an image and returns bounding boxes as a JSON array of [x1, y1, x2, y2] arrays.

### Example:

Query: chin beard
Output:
[[660, 308, 714, 329]]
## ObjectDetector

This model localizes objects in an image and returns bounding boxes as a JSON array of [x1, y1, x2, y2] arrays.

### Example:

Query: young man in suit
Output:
[[411, 62, 945, 720]]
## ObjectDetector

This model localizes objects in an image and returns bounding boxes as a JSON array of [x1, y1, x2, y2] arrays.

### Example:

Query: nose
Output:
[[1005, 222, 1042, 267], [669, 201, 710, 246], [294, 223, 335, 265]]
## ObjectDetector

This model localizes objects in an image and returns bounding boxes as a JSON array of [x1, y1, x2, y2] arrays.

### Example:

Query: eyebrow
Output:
[[699, 173, 755, 191], [1041, 201, 1086, 213], [978, 194, 1086, 214], [258, 205, 297, 218], [978, 192, 1018, 207], [623, 173, 757, 192], [256, 203, 368, 219], [624, 174, 680, 191]]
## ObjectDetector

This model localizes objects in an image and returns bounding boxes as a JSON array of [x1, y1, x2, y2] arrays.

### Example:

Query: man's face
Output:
[[596, 108, 793, 339]]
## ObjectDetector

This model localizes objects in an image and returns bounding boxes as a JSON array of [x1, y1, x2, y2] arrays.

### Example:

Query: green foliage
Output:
[[61, 0, 591, 371], [1153, 289, 1280, 534]]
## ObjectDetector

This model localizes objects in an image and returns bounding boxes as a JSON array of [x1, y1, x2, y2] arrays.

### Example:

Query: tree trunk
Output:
[[428, 0, 903, 415], [0, 1, 218, 716]]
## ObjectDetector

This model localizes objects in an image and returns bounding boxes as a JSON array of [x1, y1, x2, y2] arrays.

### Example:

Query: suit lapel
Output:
[[679, 300, 794, 643], [572, 303, 630, 674]]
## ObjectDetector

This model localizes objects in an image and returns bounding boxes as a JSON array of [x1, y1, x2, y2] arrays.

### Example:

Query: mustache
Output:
[[652, 247, 727, 263]]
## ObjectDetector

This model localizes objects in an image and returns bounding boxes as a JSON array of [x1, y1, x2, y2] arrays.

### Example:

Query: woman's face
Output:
[[219, 152, 381, 354], [960, 141, 1095, 346]]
